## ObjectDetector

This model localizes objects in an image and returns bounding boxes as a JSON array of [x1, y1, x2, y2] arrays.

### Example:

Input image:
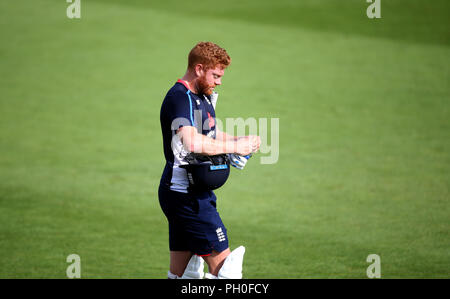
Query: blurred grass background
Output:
[[0, 0, 448, 278]]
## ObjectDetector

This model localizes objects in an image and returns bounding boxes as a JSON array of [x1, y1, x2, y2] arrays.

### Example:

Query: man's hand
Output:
[[247, 135, 261, 153], [229, 154, 252, 170], [235, 135, 260, 156]]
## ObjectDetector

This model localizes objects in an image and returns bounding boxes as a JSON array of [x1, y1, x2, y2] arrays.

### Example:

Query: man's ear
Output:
[[194, 64, 204, 77]]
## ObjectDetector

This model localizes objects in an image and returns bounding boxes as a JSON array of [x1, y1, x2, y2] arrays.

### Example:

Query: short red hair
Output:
[[188, 42, 231, 71]]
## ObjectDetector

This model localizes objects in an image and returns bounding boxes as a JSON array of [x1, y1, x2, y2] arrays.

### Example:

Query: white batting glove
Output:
[[228, 154, 252, 170]]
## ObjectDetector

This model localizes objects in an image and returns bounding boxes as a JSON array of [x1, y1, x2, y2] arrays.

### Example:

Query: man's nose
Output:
[[215, 78, 222, 86]]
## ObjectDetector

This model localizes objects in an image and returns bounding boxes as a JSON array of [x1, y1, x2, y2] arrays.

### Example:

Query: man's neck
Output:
[[181, 71, 198, 94]]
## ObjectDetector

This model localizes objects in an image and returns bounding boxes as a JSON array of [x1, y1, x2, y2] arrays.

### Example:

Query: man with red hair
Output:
[[159, 42, 260, 279]]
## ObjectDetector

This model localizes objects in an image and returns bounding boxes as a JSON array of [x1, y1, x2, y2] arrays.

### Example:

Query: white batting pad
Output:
[[218, 246, 246, 279], [181, 254, 205, 279]]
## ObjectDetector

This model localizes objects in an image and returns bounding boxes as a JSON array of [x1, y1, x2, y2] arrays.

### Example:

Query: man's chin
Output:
[[201, 88, 214, 96]]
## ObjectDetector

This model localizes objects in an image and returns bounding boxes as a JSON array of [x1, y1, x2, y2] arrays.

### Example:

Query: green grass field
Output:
[[0, 0, 449, 278]]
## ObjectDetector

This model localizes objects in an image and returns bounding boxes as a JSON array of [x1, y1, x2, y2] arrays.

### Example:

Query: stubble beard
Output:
[[196, 75, 214, 96]]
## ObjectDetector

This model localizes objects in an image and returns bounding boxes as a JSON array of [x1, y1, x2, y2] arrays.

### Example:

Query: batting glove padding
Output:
[[228, 154, 251, 170]]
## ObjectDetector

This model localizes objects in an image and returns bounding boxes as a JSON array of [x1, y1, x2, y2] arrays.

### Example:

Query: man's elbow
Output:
[[178, 127, 198, 153], [182, 135, 202, 154], [184, 141, 197, 153], [183, 138, 217, 155]]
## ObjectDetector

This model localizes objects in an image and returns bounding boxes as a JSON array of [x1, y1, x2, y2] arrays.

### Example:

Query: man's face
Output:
[[196, 65, 225, 96]]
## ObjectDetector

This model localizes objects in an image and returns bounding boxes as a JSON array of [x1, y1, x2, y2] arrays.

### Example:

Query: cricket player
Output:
[[159, 42, 260, 279]]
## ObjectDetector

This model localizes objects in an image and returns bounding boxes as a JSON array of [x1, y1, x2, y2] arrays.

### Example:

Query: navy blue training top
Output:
[[159, 80, 217, 193]]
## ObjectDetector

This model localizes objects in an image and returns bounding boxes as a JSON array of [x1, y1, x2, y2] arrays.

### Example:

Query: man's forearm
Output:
[[191, 133, 236, 155], [178, 126, 252, 156], [215, 130, 240, 142], [179, 128, 236, 155]]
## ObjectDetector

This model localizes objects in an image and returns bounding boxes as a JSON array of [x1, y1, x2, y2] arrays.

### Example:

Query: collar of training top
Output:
[[177, 79, 191, 91], [176, 79, 211, 102]]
